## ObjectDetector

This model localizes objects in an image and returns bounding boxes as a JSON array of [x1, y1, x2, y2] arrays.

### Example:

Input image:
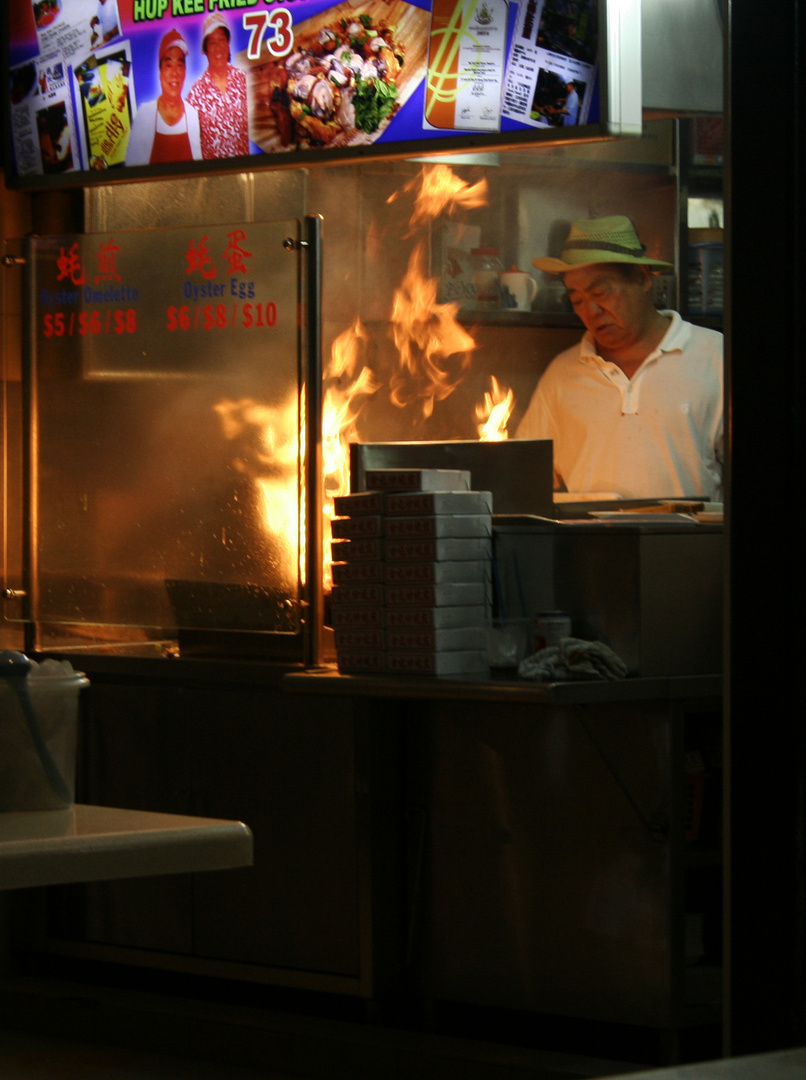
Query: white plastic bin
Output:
[[0, 659, 88, 811]]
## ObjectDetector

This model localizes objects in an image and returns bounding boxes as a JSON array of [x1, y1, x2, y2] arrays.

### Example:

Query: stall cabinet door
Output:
[[414, 698, 676, 1027], [70, 680, 360, 980], [188, 688, 361, 978], [78, 682, 195, 954]]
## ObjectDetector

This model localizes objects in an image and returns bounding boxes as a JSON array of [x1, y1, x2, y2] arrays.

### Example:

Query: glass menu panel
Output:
[[30, 219, 304, 640]]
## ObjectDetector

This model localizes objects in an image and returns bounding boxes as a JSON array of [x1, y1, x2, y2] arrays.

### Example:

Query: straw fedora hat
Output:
[[533, 215, 673, 274]]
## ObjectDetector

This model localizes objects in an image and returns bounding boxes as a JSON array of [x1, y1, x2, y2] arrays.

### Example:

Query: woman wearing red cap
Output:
[[187, 12, 249, 159], [125, 29, 202, 166]]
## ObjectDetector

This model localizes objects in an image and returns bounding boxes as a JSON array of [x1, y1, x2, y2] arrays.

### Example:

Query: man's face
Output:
[[159, 48, 186, 99], [563, 264, 653, 358], [206, 27, 230, 68]]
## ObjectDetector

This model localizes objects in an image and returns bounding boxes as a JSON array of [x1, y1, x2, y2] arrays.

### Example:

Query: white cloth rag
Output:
[[518, 637, 628, 682]]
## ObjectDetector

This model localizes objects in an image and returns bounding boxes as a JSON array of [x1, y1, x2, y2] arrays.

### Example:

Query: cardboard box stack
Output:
[[330, 468, 493, 676]]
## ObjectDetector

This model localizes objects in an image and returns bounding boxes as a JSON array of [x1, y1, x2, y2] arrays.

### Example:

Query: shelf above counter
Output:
[[0, 804, 253, 891], [359, 310, 581, 329], [455, 309, 580, 329]]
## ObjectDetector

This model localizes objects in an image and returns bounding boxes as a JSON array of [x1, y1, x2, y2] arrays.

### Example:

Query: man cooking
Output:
[[516, 215, 723, 500]]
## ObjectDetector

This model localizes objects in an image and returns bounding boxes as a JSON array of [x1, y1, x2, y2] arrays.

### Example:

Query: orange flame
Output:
[[212, 321, 378, 595], [476, 376, 514, 441], [214, 164, 520, 603], [323, 363, 378, 499], [321, 319, 379, 588], [388, 163, 489, 228], [298, 384, 306, 587], [388, 241, 476, 419], [213, 396, 301, 585]]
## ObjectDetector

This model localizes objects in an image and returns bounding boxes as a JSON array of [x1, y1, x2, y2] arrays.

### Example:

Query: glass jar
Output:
[[471, 248, 503, 311]]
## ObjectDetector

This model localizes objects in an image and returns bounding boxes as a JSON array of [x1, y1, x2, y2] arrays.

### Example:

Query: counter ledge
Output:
[[0, 805, 253, 891], [282, 667, 722, 705]]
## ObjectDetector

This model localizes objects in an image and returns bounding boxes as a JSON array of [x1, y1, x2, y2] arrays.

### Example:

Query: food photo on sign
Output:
[[4, 0, 601, 180], [247, 1, 429, 152]]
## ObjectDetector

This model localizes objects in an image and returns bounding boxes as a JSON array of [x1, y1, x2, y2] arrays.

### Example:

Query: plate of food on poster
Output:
[[244, 0, 429, 152]]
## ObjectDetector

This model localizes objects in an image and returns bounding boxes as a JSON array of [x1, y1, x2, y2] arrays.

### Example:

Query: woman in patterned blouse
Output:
[[187, 11, 249, 160]]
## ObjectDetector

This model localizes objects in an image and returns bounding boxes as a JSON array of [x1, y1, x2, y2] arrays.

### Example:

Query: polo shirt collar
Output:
[[656, 310, 691, 353], [579, 309, 691, 364]]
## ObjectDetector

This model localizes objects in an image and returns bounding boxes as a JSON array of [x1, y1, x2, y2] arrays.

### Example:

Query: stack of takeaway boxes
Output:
[[329, 468, 493, 676]]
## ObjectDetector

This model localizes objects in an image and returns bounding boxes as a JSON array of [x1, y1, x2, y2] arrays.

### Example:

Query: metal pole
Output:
[[302, 214, 324, 669], [21, 237, 37, 655]]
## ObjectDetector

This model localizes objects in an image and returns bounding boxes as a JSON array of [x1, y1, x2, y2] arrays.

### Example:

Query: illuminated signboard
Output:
[[3, 0, 641, 187]]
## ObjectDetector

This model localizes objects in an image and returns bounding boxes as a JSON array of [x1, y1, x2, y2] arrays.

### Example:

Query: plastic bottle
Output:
[[471, 248, 503, 310]]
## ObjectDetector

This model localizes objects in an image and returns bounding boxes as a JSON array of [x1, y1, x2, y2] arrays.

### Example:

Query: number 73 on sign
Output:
[[243, 8, 294, 59]]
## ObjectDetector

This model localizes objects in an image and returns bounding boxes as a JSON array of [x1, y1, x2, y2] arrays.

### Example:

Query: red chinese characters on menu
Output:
[[38, 226, 283, 343], [167, 226, 278, 332]]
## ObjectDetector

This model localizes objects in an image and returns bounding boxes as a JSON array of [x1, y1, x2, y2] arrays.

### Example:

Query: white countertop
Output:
[[606, 1046, 806, 1079], [0, 804, 253, 890]]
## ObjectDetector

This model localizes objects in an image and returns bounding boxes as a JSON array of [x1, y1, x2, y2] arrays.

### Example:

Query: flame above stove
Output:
[[388, 240, 476, 419], [477, 375, 514, 441], [214, 163, 514, 592], [388, 162, 490, 229]]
